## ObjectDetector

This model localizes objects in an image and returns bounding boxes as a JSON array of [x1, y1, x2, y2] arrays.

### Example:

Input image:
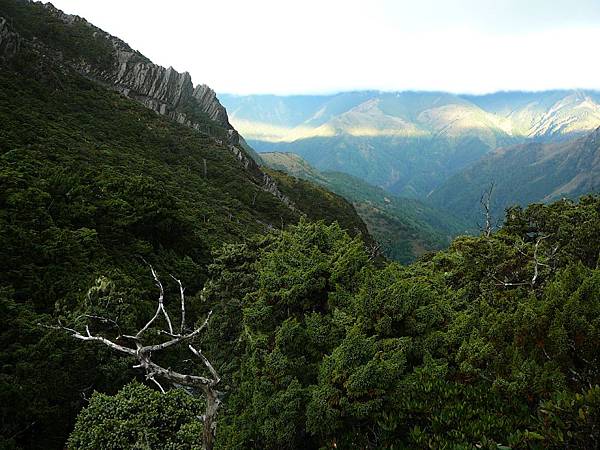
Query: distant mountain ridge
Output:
[[222, 90, 600, 142], [429, 126, 600, 224], [221, 90, 600, 197]]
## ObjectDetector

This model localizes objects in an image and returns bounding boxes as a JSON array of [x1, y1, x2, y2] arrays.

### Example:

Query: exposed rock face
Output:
[[0, 17, 20, 60], [4, 0, 294, 210], [229, 144, 295, 208], [193, 84, 232, 128], [37, 1, 233, 132]]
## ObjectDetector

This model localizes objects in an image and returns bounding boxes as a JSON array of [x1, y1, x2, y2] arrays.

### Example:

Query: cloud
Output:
[[47, 0, 600, 94], [380, 0, 600, 33]]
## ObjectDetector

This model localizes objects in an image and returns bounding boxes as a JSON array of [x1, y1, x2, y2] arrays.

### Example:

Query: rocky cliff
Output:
[[0, 17, 20, 60], [1, 0, 293, 209]]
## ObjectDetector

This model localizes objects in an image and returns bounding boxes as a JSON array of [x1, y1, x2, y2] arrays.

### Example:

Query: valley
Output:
[[1, 1, 600, 449], [221, 90, 600, 206], [261, 151, 471, 262]]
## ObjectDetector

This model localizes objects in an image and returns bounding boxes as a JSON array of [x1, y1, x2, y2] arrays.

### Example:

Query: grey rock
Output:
[[12, 1, 295, 211], [0, 17, 21, 61], [193, 84, 232, 128]]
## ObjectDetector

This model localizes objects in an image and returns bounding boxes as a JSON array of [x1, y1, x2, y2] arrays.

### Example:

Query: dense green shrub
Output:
[[68, 382, 204, 450], [210, 199, 600, 449], [2, 1, 600, 448]]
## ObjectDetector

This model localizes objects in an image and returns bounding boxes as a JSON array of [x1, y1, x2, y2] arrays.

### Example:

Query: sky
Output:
[[47, 0, 600, 95]]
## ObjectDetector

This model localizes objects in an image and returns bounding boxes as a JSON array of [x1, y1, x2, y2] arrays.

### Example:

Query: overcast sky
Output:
[[48, 0, 600, 95]]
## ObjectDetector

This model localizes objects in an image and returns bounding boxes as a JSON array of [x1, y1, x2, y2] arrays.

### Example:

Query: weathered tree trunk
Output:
[[51, 264, 221, 450], [202, 388, 219, 450]]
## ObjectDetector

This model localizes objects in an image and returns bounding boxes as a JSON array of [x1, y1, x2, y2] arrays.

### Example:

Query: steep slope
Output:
[[429, 127, 600, 225], [263, 169, 374, 246], [0, 3, 373, 448], [221, 90, 600, 198], [261, 152, 472, 262], [1, 0, 270, 195]]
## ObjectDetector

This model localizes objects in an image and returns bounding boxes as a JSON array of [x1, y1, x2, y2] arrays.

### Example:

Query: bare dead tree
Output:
[[495, 234, 556, 289], [47, 265, 221, 450], [478, 182, 495, 237], [492, 274, 529, 288], [522, 234, 552, 287], [367, 241, 382, 261]]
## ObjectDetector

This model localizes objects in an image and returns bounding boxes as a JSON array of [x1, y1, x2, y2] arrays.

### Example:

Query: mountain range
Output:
[[428, 127, 600, 224], [221, 91, 600, 199]]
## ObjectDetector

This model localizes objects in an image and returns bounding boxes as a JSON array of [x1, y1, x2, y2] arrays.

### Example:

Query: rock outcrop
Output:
[[32, 2, 231, 129], [0, 17, 20, 60], [193, 84, 232, 128], [3, 0, 294, 210]]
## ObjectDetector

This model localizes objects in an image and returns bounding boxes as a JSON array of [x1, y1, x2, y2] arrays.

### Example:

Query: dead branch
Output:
[[49, 263, 220, 450], [492, 274, 529, 288], [170, 274, 186, 334], [503, 234, 556, 288], [367, 241, 382, 261], [479, 182, 495, 237], [526, 234, 552, 287], [189, 344, 220, 384], [135, 264, 174, 337]]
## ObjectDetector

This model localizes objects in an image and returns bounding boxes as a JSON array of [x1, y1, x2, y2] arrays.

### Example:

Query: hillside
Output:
[[261, 152, 472, 262], [429, 127, 600, 225], [221, 90, 600, 197], [262, 169, 373, 245], [204, 196, 600, 450], [3, 2, 600, 450], [0, 2, 371, 447]]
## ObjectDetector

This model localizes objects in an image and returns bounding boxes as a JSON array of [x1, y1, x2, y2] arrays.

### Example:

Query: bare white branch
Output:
[[189, 344, 220, 384], [531, 234, 552, 287], [148, 375, 166, 394], [136, 263, 174, 337], [58, 324, 137, 356], [367, 241, 382, 262], [141, 311, 212, 354], [50, 269, 221, 450], [480, 182, 495, 237], [170, 274, 186, 334], [492, 274, 528, 288]]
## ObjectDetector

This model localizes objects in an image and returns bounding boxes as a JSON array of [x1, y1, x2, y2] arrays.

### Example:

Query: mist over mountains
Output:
[[221, 90, 600, 201]]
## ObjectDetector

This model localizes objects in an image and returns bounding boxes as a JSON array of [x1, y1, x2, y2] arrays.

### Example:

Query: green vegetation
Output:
[[202, 198, 600, 449], [429, 129, 600, 226], [261, 152, 471, 262], [61, 198, 600, 449], [0, 20, 368, 448], [0, 0, 117, 69], [2, 2, 600, 449], [251, 134, 496, 198], [68, 382, 204, 449], [263, 168, 372, 244]]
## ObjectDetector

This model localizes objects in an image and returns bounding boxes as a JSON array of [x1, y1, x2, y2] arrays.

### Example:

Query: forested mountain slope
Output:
[[2, 1, 600, 450], [0, 1, 370, 447], [261, 151, 472, 262], [429, 127, 600, 225]]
